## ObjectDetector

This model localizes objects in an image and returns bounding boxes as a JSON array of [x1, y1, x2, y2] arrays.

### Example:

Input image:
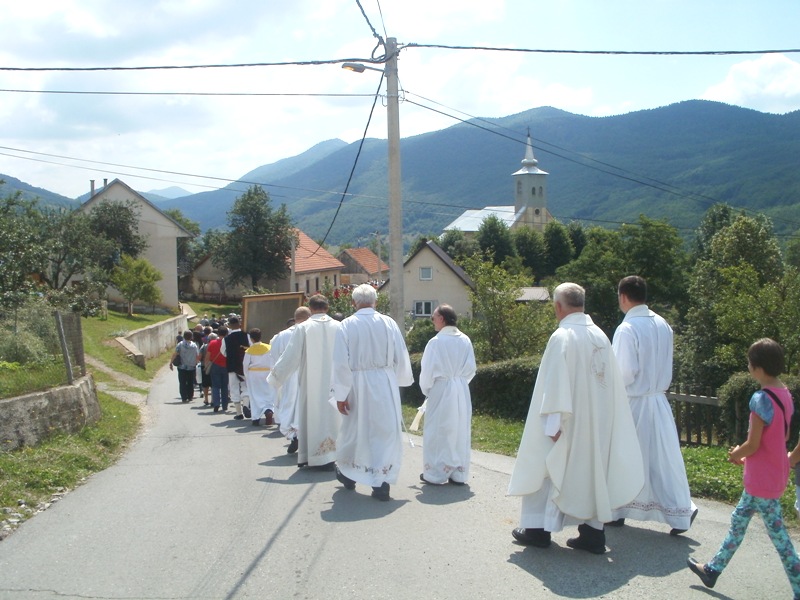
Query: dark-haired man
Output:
[[609, 275, 697, 534]]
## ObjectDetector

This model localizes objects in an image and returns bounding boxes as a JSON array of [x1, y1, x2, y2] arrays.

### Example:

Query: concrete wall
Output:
[[0, 375, 100, 452], [118, 314, 188, 367]]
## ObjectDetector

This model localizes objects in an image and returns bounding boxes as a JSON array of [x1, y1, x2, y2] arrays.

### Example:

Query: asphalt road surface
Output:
[[0, 365, 798, 599]]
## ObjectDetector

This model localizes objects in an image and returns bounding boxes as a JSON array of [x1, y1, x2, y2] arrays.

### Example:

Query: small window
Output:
[[419, 267, 432, 281], [414, 301, 434, 317]]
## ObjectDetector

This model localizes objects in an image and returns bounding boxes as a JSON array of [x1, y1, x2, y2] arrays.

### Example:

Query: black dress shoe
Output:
[[287, 437, 298, 454], [233, 414, 244, 420], [419, 473, 443, 485], [448, 478, 466, 486], [371, 482, 390, 501], [670, 508, 698, 536], [252, 419, 260, 426], [336, 467, 356, 490], [213, 406, 220, 413], [607, 518, 625, 527], [566, 524, 607, 555], [687, 558, 719, 588], [511, 527, 551, 548], [297, 462, 308, 468]]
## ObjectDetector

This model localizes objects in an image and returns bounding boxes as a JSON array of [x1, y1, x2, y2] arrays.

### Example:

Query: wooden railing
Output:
[[667, 389, 721, 446]]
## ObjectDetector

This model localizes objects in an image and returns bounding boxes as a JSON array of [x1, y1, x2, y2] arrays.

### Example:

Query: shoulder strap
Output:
[[762, 388, 789, 438]]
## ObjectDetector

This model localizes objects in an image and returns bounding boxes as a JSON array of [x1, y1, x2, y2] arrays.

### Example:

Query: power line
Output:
[[0, 89, 377, 98], [402, 43, 800, 56]]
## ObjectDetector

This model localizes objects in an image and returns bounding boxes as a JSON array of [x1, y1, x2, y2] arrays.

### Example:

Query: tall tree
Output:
[[214, 185, 295, 289], [542, 220, 574, 277], [692, 203, 734, 261], [439, 229, 479, 265], [567, 221, 587, 259], [477, 215, 516, 266], [87, 200, 148, 274], [0, 193, 47, 309], [512, 227, 547, 279], [33, 207, 102, 290]]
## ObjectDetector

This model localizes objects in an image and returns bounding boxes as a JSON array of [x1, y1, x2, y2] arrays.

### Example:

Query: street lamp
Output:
[[341, 37, 404, 330]]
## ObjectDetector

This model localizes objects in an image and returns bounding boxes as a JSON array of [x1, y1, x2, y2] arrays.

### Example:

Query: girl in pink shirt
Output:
[[687, 338, 800, 599]]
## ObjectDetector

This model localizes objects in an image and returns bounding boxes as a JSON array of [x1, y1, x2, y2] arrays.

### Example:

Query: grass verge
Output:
[[0, 391, 141, 527]]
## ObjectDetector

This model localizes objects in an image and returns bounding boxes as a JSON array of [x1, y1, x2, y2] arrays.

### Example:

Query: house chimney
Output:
[[103, 178, 108, 188], [90, 180, 95, 196]]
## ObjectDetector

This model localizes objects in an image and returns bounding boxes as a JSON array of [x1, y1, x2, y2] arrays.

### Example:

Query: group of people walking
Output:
[[170, 275, 800, 598]]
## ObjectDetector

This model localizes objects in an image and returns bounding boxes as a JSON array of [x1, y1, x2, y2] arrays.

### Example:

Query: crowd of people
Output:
[[167, 277, 800, 599]]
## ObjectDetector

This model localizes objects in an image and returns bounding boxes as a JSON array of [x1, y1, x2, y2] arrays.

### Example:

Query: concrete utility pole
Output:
[[385, 37, 404, 330]]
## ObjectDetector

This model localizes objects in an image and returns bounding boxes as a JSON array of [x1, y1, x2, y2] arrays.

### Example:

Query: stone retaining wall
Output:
[[116, 314, 188, 368], [0, 375, 100, 452]]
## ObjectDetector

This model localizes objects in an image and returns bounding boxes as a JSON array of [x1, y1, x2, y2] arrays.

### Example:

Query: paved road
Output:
[[0, 366, 797, 599]]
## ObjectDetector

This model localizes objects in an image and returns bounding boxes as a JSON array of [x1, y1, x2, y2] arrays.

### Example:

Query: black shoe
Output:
[[242, 405, 252, 419], [287, 437, 298, 454], [297, 462, 308, 468], [371, 482, 390, 501], [336, 467, 356, 490], [511, 527, 551, 548], [252, 419, 260, 426], [213, 406, 220, 413], [670, 508, 698, 536], [419, 473, 443, 485], [607, 518, 625, 527], [687, 558, 719, 589], [233, 414, 244, 420], [566, 524, 607, 555], [448, 477, 466, 486]]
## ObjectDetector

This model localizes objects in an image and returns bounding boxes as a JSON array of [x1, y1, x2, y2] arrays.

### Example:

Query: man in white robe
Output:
[[242, 328, 276, 427], [268, 295, 340, 468], [609, 275, 698, 534], [331, 284, 413, 501], [508, 282, 644, 554], [269, 307, 310, 454], [419, 304, 476, 486]]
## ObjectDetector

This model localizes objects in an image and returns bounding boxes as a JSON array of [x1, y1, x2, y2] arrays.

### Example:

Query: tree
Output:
[[33, 207, 102, 290], [542, 221, 574, 277], [512, 227, 547, 279], [213, 186, 295, 289], [0, 193, 47, 309], [163, 208, 201, 285], [556, 227, 626, 336], [692, 203, 734, 261], [620, 215, 689, 309], [110, 255, 163, 316], [438, 229, 479, 264], [477, 215, 516, 266], [87, 200, 148, 273], [567, 221, 587, 259]]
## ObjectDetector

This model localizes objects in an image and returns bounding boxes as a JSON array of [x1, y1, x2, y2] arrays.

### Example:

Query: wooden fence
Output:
[[668, 389, 721, 446]]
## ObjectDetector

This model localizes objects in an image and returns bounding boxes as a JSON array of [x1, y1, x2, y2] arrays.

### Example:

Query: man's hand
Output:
[[337, 400, 350, 415], [550, 431, 561, 442]]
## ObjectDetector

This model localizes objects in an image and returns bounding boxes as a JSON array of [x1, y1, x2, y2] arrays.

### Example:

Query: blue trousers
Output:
[[709, 491, 800, 596]]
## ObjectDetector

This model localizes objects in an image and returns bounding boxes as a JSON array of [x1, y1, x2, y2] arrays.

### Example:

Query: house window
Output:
[[315, 277, 319, 291], [305, 279, 310, 294], [419, 267, 432, 281], [414, 301, 435, 317], [334, 274, 337, 286]]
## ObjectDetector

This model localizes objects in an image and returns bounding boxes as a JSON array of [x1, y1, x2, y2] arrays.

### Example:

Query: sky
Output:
[[1, 0, 799, 200]]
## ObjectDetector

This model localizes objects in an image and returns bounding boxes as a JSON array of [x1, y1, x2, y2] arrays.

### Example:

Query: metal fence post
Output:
[[54, 310, 74, 384]]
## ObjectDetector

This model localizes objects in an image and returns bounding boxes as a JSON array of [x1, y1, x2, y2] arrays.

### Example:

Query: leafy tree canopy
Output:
[[477, 215, 516, 266]]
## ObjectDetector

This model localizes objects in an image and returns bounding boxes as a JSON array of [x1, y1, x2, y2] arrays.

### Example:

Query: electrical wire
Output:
[[355, 0, 385, 46], [401, 43, 800, 56], [0, 57, 388, 72], [0, 89, 377, 98]]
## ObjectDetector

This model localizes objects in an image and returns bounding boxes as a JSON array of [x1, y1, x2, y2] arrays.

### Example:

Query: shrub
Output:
[[405, 319, 435, 354], [402, 354, 540, 421]]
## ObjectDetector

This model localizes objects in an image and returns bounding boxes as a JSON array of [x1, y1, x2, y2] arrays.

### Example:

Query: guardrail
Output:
[[667, 390, 721, 446]]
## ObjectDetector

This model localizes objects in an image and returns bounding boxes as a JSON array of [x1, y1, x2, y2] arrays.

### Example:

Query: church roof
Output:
[[444, 205, 524, 233]]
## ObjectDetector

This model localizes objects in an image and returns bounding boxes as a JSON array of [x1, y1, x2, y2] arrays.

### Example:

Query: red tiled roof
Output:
[[342, 247, 389, 274], [294, 230, 344, 274]]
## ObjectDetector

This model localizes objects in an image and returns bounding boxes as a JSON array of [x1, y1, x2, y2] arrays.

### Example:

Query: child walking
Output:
[[687, 338, 800, 598]]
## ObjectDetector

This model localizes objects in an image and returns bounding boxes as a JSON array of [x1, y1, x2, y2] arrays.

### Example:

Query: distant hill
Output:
[[4, 101, 800, 246], [0, 174, 77, 209], [146, 186, 191, 200]]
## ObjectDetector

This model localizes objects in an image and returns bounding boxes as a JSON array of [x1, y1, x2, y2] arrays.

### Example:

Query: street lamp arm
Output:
[[342, 62, 385, 74]]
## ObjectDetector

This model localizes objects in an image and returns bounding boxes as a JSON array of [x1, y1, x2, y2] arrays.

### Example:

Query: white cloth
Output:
[[269, 326, 300, 440], [268, 314, 341, 466], [331, 307, 413, 487], [508, 312, 644, 532], [611, 304, 697, 528], [419, 326, 476, 484], [243, 342, 276, 420]]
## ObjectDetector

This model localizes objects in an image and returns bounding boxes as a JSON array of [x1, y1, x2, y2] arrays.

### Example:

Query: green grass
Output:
[[81, 311, 173, 381], [402, 404, 799, 524], [0, 391, 140, 514], [0, 361, 67, 399], [185, 301, 240, 319]]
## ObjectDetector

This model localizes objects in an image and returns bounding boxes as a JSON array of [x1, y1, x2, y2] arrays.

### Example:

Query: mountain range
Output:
[[3, 100, 800, 246]]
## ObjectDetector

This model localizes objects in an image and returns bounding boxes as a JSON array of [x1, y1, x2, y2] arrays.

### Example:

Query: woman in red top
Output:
[[206, 326, 229, 413]]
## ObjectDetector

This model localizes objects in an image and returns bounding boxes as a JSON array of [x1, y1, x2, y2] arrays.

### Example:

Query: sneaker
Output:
[[687, 558, 719, 589]]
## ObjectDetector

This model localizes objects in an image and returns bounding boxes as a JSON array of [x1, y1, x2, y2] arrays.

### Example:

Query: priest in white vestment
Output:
[[508, 282, 644, 554], [419, 304, 476, 486], [331, 284, 413, 501], [609, 275, 697, 534], [268, 295, 340, 468], [269, 307, 310, 454], [242, 329, 276, 426]]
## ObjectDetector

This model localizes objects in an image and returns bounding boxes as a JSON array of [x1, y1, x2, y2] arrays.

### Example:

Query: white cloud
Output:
[[703, 54, 800, 114]]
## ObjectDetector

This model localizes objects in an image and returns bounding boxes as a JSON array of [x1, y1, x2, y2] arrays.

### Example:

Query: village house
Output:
[[337, 246, 389, 285]]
